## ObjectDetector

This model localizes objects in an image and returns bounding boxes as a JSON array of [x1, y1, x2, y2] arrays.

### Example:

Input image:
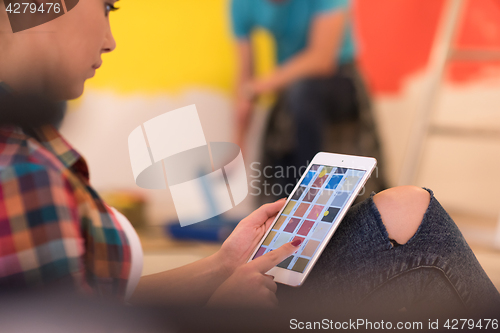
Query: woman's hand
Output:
[[215, 198, 287, 275], [131, 199, 289, 307], [207, 239, 302, 308]]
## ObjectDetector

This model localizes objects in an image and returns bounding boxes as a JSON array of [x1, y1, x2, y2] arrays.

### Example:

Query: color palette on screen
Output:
[[253, 164, 366, 273]]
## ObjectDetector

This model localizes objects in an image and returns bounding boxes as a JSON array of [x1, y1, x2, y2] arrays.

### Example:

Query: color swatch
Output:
[[292, 258, 310, 272], [301, 171, 315, 186], [277, 256, 294, 269], [291, 186, 307, 200], [284, 218, 301, 233], [302, 240, 320, 257], [311, 222, 330, 240], [273, 232, 292, 248], [322, 207, 341, 223], [312, 169, 328, 188], [303, 187, 320, 202], [340, 176, 360, 192], [316, 189, 334, 205], [273, 216, 287, 230], [307, 205, 324, 220], [263, 231, 277, 246], [282, 201, 297, 215], [331, 191, 349, 207], [326, 175, 343, 190], [297, 220, 315, 236], [294, 203, 310, 218], [254, 246, 266, 259]]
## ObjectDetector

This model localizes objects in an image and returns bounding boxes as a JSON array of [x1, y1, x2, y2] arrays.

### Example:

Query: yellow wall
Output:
[[86, 0, 275, 96]]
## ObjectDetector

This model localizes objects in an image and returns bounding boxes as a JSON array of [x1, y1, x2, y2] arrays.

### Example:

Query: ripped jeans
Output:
[[276, 188, 500, 314]]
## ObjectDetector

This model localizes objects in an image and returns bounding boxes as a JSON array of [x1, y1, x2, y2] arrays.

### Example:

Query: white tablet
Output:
[[247, 152, 377, 287]]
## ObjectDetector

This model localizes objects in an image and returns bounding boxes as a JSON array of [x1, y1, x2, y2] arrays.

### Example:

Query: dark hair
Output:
[[0, 94, 67, 130]]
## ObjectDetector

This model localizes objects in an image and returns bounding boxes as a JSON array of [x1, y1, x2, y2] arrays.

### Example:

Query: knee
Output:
[[373, 186, 430, 245]]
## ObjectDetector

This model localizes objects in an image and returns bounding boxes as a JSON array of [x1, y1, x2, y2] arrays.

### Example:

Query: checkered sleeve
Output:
[[0, 163, 86, 289]]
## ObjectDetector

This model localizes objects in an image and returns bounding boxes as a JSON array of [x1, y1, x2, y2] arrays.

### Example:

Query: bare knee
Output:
[[373, 186, 430, 245]]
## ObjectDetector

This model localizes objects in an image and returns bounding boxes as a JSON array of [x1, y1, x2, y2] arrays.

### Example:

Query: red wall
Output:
[[354, 0, 500, 95]]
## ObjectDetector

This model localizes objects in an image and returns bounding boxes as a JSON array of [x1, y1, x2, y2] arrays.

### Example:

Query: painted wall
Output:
[[351, 0, 500, 217], [61, 0, 500, 224], [84, 0, 500, 95]]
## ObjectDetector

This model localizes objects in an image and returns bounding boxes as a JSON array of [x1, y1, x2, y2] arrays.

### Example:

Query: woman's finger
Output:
[[266, 289, 279, 307], [257, 289, 278, 308], [249, 240, 301, 274], [262, 274, 278, 293], [263, 214, 278, 231]]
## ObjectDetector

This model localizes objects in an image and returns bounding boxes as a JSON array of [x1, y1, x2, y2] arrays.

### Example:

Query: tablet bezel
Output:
[[247, 152, 377, 287]]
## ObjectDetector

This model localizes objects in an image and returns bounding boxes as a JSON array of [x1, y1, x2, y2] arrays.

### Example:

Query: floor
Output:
[[139, 227, 219, 276], [139, 212, 500, 293]]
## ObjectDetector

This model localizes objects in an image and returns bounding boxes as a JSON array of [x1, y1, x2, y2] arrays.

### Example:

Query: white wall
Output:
[[61, 76, 500, 226], [375, 72, 500, 218]]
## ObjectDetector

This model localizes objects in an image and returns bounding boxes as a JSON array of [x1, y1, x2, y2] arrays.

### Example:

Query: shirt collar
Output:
[[31, 124, 83, 169], [32, 124, 90, 183]]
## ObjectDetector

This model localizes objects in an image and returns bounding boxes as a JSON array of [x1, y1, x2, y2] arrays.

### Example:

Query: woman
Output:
[[231, 0, 387, 204], [0, 0, 498, 313]]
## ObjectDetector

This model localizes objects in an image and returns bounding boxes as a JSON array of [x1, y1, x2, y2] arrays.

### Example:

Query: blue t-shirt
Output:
[[230, 0, 355, 64]]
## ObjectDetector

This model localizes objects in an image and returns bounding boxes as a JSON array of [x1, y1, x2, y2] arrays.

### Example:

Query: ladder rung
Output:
[[429, 125, 500, 139], [449, 49, 500, 61]]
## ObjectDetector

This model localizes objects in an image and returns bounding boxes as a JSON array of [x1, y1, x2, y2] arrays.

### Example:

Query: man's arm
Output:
[[250, 9, 348, 95], [234, 39, 254, 148]]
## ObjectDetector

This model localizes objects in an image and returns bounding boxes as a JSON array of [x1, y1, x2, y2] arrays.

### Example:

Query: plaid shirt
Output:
[[0, 122, 131, 299]]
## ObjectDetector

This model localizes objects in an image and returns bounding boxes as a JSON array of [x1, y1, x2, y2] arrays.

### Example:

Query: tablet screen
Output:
[[252, 164, 366, 273]]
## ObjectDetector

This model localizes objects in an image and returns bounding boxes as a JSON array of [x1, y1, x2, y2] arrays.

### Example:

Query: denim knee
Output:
[[293, 188, 500, 313]]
